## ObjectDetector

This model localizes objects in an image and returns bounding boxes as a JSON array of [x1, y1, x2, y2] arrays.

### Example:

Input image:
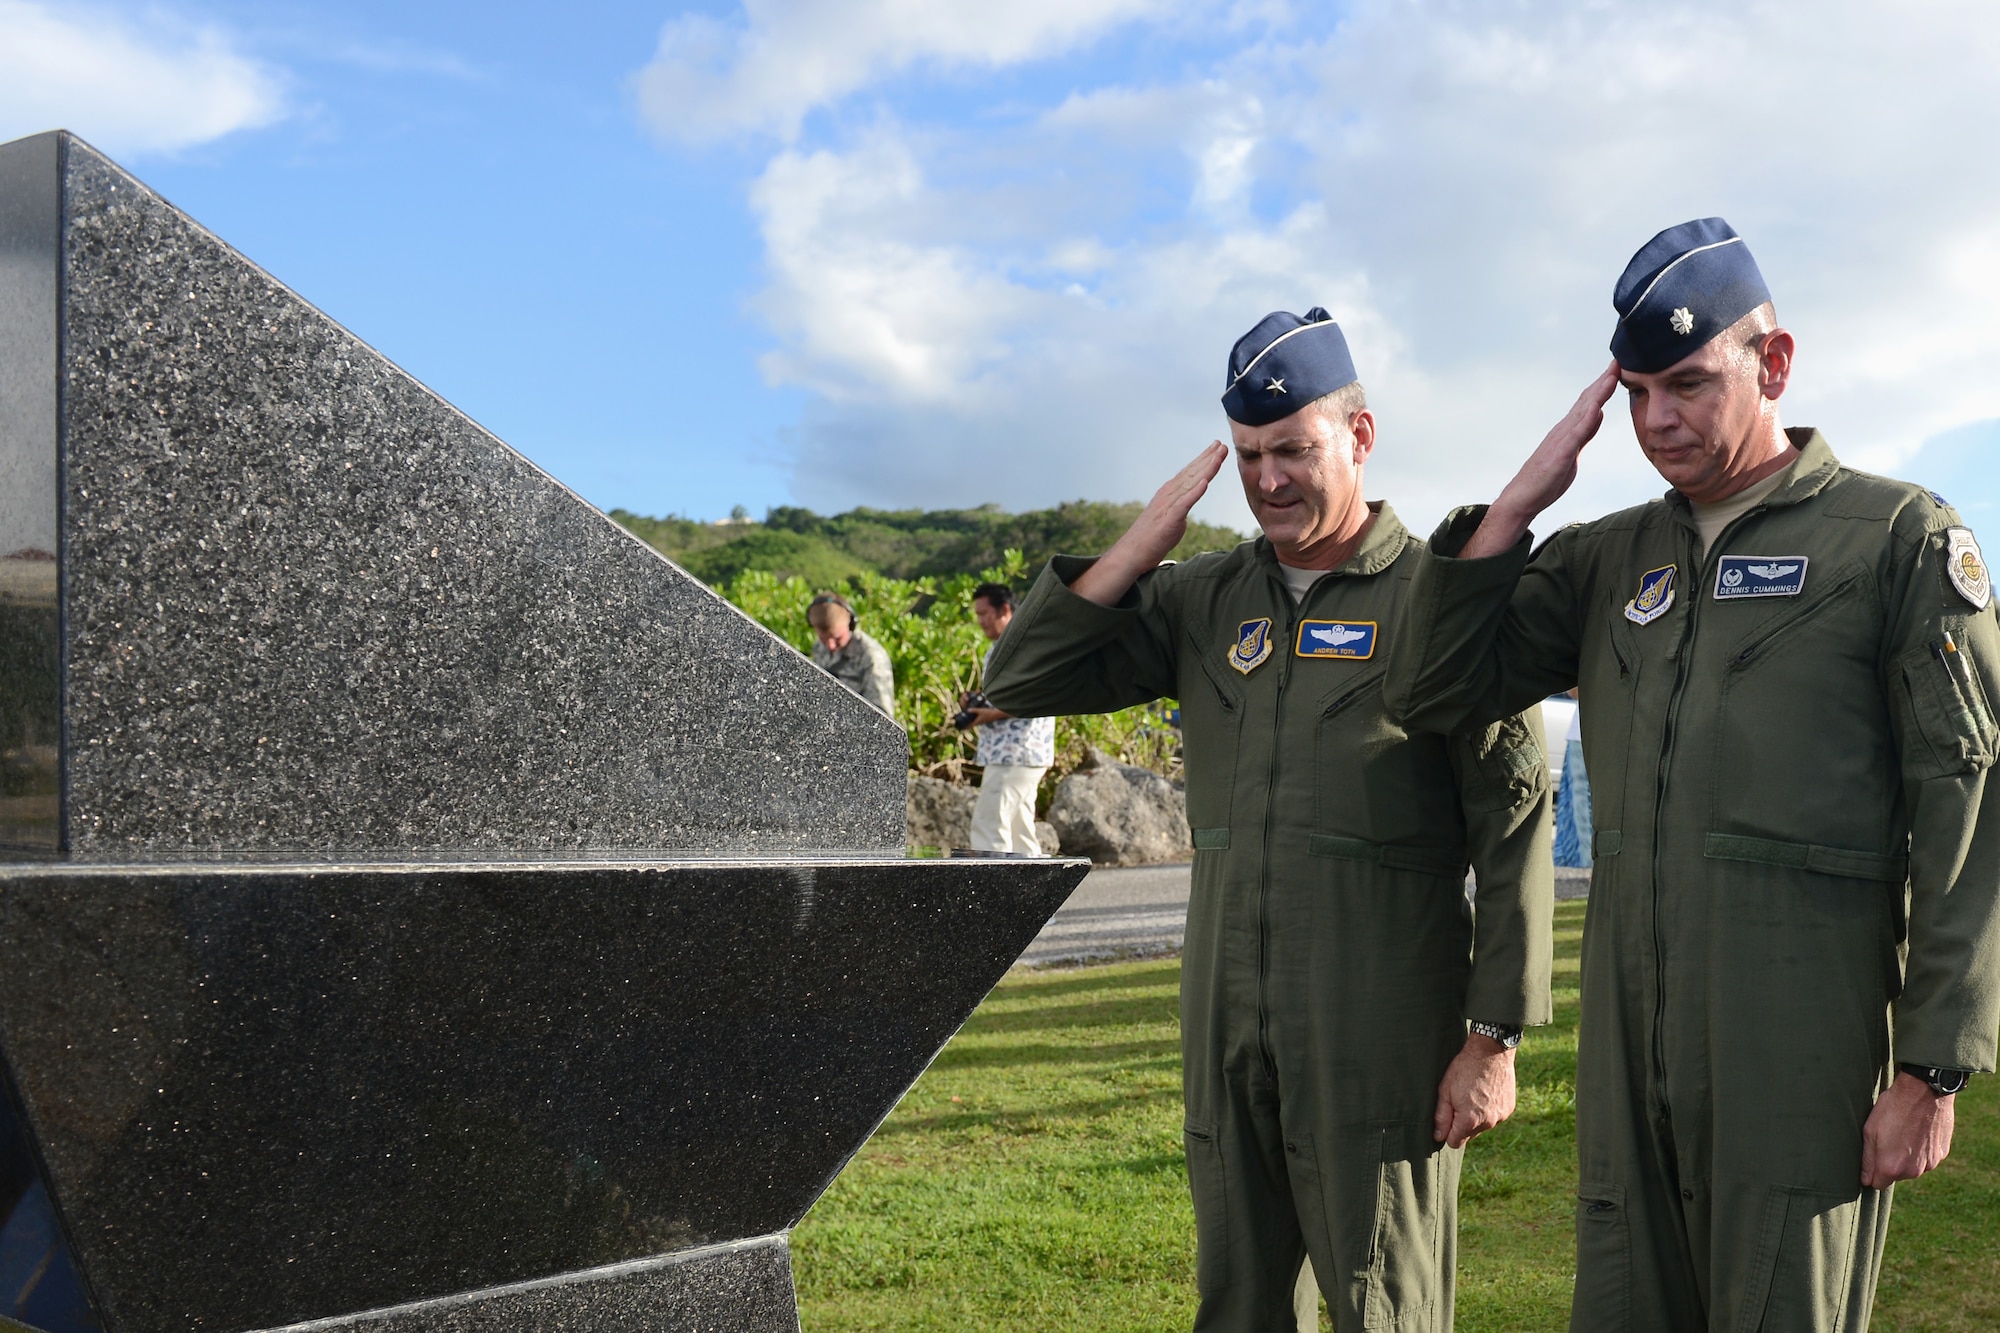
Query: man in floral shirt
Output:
[[963, 582, 1057, 854]]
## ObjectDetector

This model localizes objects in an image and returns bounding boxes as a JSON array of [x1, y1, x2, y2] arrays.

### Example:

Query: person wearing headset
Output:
[[807, 592, 897, 718]]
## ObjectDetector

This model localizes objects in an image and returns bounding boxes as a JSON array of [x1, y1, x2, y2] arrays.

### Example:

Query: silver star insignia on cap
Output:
[[1265, 377, 1286, 394], [1670, 307, 1695, 335]]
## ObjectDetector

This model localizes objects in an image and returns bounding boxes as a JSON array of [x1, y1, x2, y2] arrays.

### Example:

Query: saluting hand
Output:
[[1461, 362, 1620, 559], [1860, 1072, 1956, 1189], [1434, 1032, 1518, 1149], [1072, 441, 1229, 606]]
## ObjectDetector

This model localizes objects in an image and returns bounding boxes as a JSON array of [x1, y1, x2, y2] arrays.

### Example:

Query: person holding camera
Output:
[[958, 583, 1055, 855], [807, 592, 896, 718]]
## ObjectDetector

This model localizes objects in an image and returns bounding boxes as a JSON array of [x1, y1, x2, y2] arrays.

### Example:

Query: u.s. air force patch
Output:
[[1714, 555, 1807, 600], [1946, 527, 1990, 610], [1295, 619, 1377, 659], [1228, 618, 1274, 674], [1625, 565, 1676, 625]]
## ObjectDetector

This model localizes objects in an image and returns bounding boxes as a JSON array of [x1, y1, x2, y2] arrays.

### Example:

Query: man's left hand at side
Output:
[[1434, 1033, 1518, 1149], [1861, 1072, 1956, 1189]]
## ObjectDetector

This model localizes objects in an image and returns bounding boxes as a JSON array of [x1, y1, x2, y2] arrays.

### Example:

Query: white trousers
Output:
[[969, 763, 1047, 854]]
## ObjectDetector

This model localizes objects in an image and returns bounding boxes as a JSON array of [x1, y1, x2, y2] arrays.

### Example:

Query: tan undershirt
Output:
[[1690, 470, 1786, 559], [1279, 562, 1331, 603]]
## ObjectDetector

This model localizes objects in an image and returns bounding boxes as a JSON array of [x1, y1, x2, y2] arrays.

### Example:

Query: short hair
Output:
[[1738, 301, 1778, 347], [972, 582, 1015, 611], [806, 592, 855, 630], [1309, 381, 1368, 429]]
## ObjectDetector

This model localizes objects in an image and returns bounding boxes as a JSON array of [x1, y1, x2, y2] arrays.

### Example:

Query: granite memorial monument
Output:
[[0, 129, 1086, 1333]]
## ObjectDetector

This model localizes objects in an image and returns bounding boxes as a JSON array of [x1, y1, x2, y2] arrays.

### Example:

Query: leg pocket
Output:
[[1184, 1120, 1229, 1296], [1571, 1181, 1631, 1332], [1738, 1186, 1882, 1333], [1363, 1125, 1451, 1331]]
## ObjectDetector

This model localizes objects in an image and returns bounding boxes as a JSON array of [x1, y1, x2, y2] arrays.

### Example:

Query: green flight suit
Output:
[[1384, 431, 2000, 1331], [984, 505, 1554, 1332]]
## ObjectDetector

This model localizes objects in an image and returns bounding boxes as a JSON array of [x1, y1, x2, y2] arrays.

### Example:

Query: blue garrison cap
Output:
[[1610, 218, 1772, 373], [1221, 307, 1357, 426]]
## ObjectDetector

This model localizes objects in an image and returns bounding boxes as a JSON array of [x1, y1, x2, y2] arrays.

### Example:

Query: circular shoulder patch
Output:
[[1945, 527, 1991, 610]]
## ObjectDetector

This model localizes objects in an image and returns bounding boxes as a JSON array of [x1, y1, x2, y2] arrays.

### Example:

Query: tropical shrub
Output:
[[718, 554, 1181, 798]]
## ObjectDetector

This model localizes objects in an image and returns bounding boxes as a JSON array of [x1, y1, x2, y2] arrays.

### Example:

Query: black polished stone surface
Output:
[[269, 1238, 799, 1333], [0, 130, 1081, 1333], [0, 130, 906, 862], [0, 856, 1084, 1332]]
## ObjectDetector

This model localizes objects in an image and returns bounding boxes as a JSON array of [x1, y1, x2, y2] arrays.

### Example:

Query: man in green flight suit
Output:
[[1384, 218, 2000, 1330], [983, 309, 1554, 1331]]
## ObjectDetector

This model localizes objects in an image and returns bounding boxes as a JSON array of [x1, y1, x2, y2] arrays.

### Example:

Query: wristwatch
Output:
[[1898, 1062, 1971, 1097], [1469, 1020, 1523, 1050]]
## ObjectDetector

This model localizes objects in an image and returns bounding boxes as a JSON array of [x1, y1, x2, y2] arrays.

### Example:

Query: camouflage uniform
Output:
[[812, 629, 896, 717]]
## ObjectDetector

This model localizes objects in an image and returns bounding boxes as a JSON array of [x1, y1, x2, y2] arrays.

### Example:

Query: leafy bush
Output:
[[678, 529, 869, 587], [718, 554, 1181, 796]]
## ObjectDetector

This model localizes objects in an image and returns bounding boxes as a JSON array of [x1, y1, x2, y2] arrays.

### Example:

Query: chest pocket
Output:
[[1896, 632, 1999, 778], [1183, 637, 1246, 829], [1708, 559, 1892, 846], [1718, 560, 1872, 672]]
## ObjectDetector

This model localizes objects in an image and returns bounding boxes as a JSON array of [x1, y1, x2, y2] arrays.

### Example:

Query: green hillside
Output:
[[609, 501, 1247, 587]]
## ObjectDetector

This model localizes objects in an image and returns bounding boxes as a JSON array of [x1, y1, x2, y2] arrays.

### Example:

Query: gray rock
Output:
[[907, 774, 975, 851], [905, 774, 1061, 856], [1047, 748, 1191, 866]]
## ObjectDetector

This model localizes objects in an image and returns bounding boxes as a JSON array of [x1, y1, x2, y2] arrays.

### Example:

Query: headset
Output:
[[807, 592, 858, 631]]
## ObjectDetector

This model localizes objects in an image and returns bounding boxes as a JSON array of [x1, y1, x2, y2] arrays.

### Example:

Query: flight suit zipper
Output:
[[1648, 506, 1771, 1125], [1724, 567, 1862, 670], [1259, 574, 1302, 1079], [1322, 677, 1380, 720]]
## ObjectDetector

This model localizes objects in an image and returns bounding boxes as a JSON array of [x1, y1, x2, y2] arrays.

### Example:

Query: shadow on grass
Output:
[[993, 961, 1182, 1002], [934, 1037, 1181, 1071], [872, 1084, 1186, 1140], [972, 992, 1184, 1032]]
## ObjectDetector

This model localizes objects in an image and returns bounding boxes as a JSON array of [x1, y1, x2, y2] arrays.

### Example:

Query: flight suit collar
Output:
[[1253, 501, 1410, 580], [1660, 427, 1840, 528]]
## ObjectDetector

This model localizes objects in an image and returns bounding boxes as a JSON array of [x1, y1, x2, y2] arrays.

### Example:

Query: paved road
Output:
[[1019, 863, 1591, 967], [1019, 863, 1194, 966]]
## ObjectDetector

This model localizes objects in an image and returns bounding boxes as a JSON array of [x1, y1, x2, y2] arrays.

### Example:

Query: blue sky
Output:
[[4, 0, 1998, 534]]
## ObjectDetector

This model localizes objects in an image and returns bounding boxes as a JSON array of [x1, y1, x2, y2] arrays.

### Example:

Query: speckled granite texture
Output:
[[0, 131, 1081, 1333], [258, 1238, 799, 1333], [2, 130, 906, 861], [0, 856, 1085, 1331]]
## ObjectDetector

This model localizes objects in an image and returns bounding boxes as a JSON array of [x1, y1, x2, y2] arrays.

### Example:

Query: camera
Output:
[[953, 692, 993, 730]]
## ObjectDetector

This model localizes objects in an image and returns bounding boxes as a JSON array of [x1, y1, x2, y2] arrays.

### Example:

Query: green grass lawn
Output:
[[794, 900, 2000, 1330]]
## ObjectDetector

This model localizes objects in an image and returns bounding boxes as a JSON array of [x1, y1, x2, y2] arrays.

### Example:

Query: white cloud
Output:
[[1276, 0, 2000, 524], [634, 0, 1171, 143], [717, 0, 2000, 534], [0, 1, 282, 155], [750, 135, 1044, 402], [753, 130, 1391, 523]]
